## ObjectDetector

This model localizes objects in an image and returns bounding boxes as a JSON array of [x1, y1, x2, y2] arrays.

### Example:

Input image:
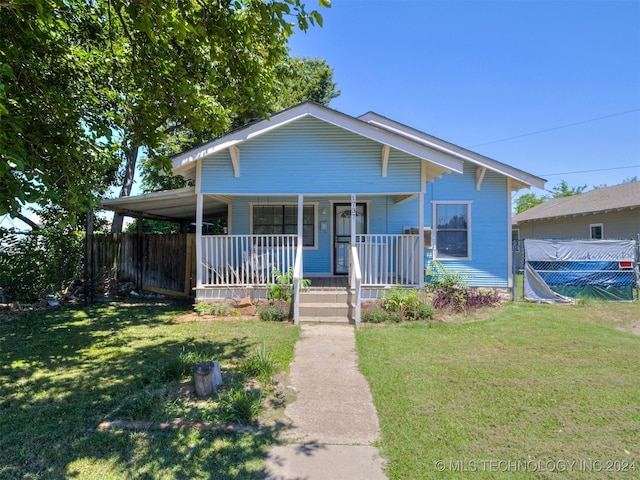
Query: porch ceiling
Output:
[[100, 187, 227, 223]]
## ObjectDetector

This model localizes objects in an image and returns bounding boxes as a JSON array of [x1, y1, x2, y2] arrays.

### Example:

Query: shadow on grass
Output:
[[0, 300, 294, 479]]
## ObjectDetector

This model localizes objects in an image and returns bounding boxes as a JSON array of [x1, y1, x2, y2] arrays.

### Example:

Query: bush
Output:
[[362, 306, 391, 323], [257, 301, 290, 322], [429, 285, 501, 313], [193, 301, 229, 316], [416, 302, 436, 320], [0, 228, 84, 302], [381, 286, 433, 321]]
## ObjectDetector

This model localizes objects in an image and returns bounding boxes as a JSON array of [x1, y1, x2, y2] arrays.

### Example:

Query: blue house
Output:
[[103, 102, 544, 322]]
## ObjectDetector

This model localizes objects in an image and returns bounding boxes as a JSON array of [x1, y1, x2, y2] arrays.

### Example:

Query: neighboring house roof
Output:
[[513, 182, 640, 224]]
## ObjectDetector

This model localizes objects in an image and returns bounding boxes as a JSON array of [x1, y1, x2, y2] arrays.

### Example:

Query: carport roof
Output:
[[100, 187, 227, 223]]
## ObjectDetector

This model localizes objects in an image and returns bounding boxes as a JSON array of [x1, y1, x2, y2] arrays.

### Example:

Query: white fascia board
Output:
[[172, 106, 314, 174], [101, 186, 196, 207], [173, 102, 464, 175], [359, 112, 546, 190]]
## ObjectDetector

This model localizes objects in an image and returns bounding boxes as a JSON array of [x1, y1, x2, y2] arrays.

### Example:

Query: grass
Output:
[[357, 301, 640, 479], [0, 300, 300, 479]]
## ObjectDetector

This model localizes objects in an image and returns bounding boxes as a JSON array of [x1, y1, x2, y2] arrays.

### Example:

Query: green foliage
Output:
[[514, 192, 547, 214], [242, 343, 279, 385], [257, 302, 290, 322], [119, 389, 165, 422], [266, 267, 311, 302], [550, 179, 587, 197], [193, 302, 229, 317], [362, 305, 402, 324], [427, 261, 500, 313], [0, 228, 84, 302], [218, 384, 264, 425], [1, 0, 332, 227], [429, 260, 468, 289], [362, 287, 434, 323], [514, 180, 589, 214]]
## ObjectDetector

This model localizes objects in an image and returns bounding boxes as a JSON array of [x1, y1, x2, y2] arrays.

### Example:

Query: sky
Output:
[[286, 0, 640, 200]]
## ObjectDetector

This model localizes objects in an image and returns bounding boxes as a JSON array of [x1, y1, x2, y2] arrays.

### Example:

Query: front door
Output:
[[334, 203, 367, 275]]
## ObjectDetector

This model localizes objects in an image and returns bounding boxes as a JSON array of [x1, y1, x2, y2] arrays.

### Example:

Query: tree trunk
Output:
[[111, 145, 140, 233]]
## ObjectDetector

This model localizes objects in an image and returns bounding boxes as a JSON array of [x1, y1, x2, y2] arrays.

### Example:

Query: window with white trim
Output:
[[434, 202, 471, 259], [590, 223, 603, 240], [252, 205, 315, 246]]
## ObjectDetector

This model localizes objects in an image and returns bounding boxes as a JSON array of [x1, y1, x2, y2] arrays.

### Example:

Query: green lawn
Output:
[[357, 301, 640, 480], [0, 301, 300, 479]]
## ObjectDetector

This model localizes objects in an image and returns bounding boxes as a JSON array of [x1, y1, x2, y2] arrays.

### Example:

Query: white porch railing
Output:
[[200, 233, 421, 288], [355, 234, 421, 286], [201, 235, 298, 286]]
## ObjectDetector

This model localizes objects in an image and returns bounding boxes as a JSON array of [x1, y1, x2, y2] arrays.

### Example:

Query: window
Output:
[[252, 205, 315, 246], [434, 202, 470, 259], [590, 223, 603, 240]]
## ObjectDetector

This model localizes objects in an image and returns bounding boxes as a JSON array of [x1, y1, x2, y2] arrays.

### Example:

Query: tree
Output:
[[514, 192, 547, 214], [514, 180, 588, 214], [549, 179, 587, 198], [139, 56, 340, 194], [1, 1, 118, 227], [0, 0, 331, 230]]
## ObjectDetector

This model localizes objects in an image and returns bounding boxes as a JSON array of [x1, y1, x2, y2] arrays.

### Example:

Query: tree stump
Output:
[[194, 361, 222, 398]]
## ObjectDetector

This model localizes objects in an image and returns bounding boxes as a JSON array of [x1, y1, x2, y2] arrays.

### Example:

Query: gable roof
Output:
[[172, 101, 465, 181], [513, 182, 640, 224], [358, 111, 546, 191]]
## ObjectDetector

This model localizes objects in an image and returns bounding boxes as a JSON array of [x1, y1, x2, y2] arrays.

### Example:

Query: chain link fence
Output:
[[515, 238, 639, 302]]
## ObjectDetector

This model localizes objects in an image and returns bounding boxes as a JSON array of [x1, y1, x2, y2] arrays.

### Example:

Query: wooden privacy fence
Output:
[[87, 233, 196, 297]]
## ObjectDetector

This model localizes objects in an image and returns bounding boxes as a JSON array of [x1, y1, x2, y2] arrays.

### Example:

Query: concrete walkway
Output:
[[265, 324, 387, 480]]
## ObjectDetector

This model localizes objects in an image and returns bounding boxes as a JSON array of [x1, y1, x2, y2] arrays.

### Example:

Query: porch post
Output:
[[350, 194, 356, 246], [297, 194, 304, 247], [419, 164, 426, 288], [196, 193, 203, 289], [418, 192, 425, 288]]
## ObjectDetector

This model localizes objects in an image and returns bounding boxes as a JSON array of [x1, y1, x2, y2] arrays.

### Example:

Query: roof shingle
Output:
[[513, 182, 640, 223]]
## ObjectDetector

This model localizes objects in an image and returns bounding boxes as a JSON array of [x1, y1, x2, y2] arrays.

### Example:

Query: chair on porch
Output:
[[243, 248, 273, 284]]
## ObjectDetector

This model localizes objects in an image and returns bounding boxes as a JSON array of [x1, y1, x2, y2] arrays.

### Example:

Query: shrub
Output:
[[193, 301, 229, 316], [266, 267, 311, 302], [362, 306, 391, 323], [257, 301, 290, 322], [416, 302, 436, 320], [0, 228, 84, 302], [382, 286, 432, 321], [426, 261, 500, 313]]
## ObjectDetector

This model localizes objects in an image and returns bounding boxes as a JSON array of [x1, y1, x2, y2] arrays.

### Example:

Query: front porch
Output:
[[196, 232, 428, 326], [197, 233, 425, 290]]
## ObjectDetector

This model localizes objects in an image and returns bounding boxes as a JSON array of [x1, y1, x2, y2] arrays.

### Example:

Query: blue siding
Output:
[[427, 164, 509, 286], [199, 116, 512, 286], [200, 117, 422, 195]]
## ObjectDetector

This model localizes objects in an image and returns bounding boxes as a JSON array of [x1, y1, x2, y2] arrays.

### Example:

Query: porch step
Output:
[[298, 290, 352, 323], [299, 316, 353, 324]]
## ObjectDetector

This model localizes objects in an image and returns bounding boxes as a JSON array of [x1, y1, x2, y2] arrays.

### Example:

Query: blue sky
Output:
[[287, 0, 640, 200]]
